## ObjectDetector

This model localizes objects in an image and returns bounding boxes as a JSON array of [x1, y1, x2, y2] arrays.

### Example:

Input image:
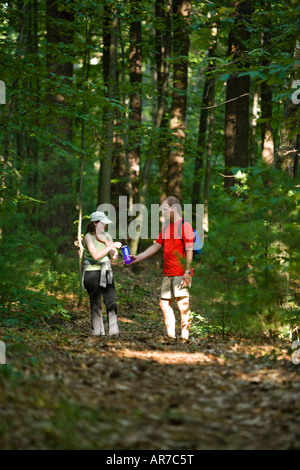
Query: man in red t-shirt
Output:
[[131, 196, 194, 340]]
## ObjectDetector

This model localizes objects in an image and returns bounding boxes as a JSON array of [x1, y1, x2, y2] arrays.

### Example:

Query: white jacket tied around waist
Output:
[[82, 259, 113, 289]]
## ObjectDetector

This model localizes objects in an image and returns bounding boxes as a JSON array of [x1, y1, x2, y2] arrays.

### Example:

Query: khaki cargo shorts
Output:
[[161, 275, 191, 299]]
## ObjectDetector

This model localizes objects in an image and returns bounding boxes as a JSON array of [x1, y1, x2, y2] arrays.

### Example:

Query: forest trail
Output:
[[0, 260, 300, 450]]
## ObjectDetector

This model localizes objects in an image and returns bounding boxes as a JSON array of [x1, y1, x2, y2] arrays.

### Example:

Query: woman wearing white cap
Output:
[[83, 211, 122, 337]]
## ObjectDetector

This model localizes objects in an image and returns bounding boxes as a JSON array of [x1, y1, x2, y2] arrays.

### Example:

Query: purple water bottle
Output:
[[122, 245, 133, 265]]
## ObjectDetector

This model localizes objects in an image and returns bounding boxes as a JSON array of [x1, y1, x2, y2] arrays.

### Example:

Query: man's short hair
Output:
[[164, 196, 181, 207], [164, 196, 182, 215]]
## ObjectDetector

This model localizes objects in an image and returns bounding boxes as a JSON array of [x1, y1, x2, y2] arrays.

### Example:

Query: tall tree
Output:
[[261, 30, 274, 166], [111, 22, 127, 208], [43, 0, 75, 249], [250, 88, 259, 166], [155, 0, 172, 199], [128, 0, 142, 206], [137, 0, 171, 205], [129, 0, 172, 254], [167, 0, 191, 199], [203, 65, 215, 234], [202, 25, 217, 233], [192, 27, 218, 207], [25, 0, 40, 205], [98, 5, 118, 204], [224, 0, 251, 189]]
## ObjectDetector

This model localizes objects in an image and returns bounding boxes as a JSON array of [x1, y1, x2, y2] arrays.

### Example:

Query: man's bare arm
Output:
[[131, 242, 162, 264], [185, 249, 193, 271], [181, 248, 193, 287]]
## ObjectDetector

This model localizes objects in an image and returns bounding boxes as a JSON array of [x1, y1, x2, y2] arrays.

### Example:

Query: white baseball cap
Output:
[[89, 211, 113, 224]]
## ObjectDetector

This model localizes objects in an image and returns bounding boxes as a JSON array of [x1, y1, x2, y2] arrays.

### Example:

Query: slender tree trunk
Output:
[[203, 55, 216, 233], [167, 0, 191, 200], [224, 0, 251, 189], [128, 3, 142, 252], [98, 1, 110, 204], [192, 75, 209, 207], [111, 25, 126, 209], [139, 0, 171, 200], [77, 124, 85, 306], [111, 111, 127, 208], [98, 12, 118, 205], [250, 88, 259, 166], [156, 0, 172, 199], [120, 27, 132, 205], [261, 84, 274, 166], [77, 21, 91, 306], [261, 31, 274, 166], [294, 133, 299, 178], [128, 0, 142, 206], [155, 0, 164, 115], [192, 27, 217, 207], [137, 0, 171, 200], [25, 0, 39, 204]]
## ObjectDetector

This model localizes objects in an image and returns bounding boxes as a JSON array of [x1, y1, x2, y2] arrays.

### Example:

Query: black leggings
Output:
[[84, 270, 119, 336]]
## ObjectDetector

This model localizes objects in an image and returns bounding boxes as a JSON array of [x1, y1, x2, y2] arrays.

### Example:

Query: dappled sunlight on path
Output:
[[114, 348, 215, 364]]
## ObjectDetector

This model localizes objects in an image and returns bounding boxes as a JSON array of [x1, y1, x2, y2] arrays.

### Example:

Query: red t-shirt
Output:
[[156, 219, 194, 276]]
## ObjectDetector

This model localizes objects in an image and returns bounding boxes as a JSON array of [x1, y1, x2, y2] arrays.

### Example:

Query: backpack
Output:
[[163, 218, 203, 258]]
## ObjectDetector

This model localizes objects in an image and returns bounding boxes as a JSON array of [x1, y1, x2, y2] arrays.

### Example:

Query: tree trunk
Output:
[[192, 74, 209, 207], [203, 76, 215, 234], [129, 0, 172, 254], [294, 133, 299, 178], [43, 0, 74, 250], [98, 11, 118, 205], [139, 0, 171, 196], [99, 8, 125, 208], [111, 111, 127, 209], [261, 31, 274, 166], [155, 0, 171, 199], [77, 21, 91, 306], [128, 0, 142, 206], [224, 0, 251, 189], [203, 28, 217, 233], [250, 88, 259, 166], [77, 124, 85, 306], [98, 1, 110, 205], [25, 0, 39, 208], [111, 26, 126, 209], [167, 0, 191, 200], [135, 0, 171, 199], [192, 27, 217, 207]]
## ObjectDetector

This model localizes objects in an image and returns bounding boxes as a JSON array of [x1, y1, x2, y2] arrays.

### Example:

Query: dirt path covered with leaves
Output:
[[1, 261, 300, 450]]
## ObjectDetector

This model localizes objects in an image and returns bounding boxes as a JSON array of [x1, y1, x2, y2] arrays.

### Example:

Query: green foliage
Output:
[[191, 166, 300, 338], [0, 212, 76, 326]]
